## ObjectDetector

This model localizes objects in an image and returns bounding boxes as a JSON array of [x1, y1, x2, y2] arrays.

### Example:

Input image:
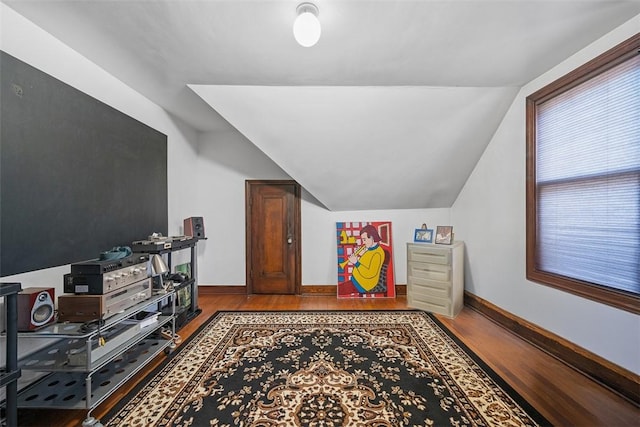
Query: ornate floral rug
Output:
[[104, 311, 550, 426]]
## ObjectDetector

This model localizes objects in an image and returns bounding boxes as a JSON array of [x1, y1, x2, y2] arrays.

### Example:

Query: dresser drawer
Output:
[[407, 244, 451, 265], [407, 294, 452, 316], [408, 261, 451, 282], [408, 276, 452, 300]]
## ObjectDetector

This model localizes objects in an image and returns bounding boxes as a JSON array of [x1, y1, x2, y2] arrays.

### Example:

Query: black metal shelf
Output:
[[0, 369, 21, 392], [1, 282, 22, 427], [132, 236, 197, 255], [135, 239, 201, 330], [172, 277, 195, 291], [0, 283, 22, 298]]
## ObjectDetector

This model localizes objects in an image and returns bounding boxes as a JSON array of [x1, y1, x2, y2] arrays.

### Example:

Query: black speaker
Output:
[[184, 217, 205, 239], [17, 287, 55, 331]]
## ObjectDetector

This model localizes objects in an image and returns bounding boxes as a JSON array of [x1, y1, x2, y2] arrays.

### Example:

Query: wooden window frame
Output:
[[525, 34, 640, 315]]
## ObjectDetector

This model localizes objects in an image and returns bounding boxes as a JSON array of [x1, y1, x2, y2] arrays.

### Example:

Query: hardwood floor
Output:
[[17, 294, 639, 426]]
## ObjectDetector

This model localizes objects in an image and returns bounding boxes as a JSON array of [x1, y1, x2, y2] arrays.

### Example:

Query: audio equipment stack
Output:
[[131, 235, 196, 252], [58, 253, 153, 323], [63, 253, 150, 295]]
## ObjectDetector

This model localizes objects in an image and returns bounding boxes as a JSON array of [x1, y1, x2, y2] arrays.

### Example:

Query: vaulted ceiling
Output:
[[4, 1, 639, 210]]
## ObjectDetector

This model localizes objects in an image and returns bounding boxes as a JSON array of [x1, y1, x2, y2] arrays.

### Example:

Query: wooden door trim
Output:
[[245, 180, 301, 295]]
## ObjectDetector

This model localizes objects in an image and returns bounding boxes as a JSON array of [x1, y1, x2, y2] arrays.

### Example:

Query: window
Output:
[[526, 34, 639, 314]]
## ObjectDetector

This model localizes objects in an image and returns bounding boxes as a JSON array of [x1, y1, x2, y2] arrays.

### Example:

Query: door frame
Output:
[[245, 180, 302, 294]]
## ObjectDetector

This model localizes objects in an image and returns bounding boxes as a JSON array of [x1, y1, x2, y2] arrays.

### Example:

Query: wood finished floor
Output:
[[16, 294, 639, 427]]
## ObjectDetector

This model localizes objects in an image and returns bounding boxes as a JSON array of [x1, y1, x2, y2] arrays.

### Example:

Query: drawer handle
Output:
[[415, 252, 446, 258], [414, 267, 444, 273]]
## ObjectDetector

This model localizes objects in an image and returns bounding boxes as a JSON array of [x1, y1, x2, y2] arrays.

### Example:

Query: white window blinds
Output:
[[535, 54, 640, 295]]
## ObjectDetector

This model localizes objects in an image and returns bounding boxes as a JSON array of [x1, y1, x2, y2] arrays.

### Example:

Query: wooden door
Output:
[[246, 180, 301, 294]]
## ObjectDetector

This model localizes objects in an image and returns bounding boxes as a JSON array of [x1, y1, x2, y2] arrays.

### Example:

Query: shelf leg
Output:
[[82, 416, 104, 427], [190, 245, 199, 312], [6, 292, 18, 427], [85, 372, 93, 414]]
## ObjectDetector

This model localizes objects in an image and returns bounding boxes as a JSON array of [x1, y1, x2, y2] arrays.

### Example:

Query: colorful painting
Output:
[[336, 221, 396, 299]]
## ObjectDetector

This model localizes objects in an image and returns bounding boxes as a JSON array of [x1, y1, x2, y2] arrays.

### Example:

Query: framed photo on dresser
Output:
[[435, 226, 453, 245], [414, 228, 433, 243]]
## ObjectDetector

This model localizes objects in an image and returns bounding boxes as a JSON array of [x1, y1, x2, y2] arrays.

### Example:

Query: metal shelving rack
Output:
[[1, 282, 22, 427], [14, 292, 175, 424], [141, 238, 201, 329]]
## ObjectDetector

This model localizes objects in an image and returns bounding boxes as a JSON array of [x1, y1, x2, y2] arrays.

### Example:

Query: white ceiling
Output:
[[3, 0, 639, 210]]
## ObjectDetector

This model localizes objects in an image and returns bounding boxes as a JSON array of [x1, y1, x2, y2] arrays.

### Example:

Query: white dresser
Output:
[[406, 241, 464, 318]]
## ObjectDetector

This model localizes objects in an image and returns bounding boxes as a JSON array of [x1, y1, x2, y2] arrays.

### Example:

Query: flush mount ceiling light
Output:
[[293, 2, 321, 47]]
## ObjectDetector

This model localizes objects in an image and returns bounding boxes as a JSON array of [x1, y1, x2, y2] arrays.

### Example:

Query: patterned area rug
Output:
[[105, 311, 549, 426]]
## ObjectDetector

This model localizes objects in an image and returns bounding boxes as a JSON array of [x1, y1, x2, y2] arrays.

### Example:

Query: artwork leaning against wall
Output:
[[336, 221, 396, 299]]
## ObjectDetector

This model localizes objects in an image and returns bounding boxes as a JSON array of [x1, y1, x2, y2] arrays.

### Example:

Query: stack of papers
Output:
[[125, 310, 160, 329]]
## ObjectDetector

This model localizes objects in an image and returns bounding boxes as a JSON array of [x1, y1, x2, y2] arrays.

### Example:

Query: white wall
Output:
[[194, 130, 291, 284], [0, 4, 201, 312], [451, 15, 640, 374], [194, 130, 451, 286]]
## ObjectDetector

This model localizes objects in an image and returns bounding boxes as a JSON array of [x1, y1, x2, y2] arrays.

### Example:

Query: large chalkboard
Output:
[[0, 51, 168, 277]]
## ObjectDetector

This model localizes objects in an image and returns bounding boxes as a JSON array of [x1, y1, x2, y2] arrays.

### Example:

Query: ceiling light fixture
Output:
[[293, 2, 321, 47]]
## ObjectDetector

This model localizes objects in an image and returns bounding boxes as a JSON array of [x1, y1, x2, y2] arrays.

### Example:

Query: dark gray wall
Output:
[[0, 51, 168, 276]]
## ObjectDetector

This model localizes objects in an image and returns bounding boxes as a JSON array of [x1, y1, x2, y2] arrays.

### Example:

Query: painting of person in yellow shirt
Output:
[[337, 222, 395, 298], [347, 224, 385, 292]]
